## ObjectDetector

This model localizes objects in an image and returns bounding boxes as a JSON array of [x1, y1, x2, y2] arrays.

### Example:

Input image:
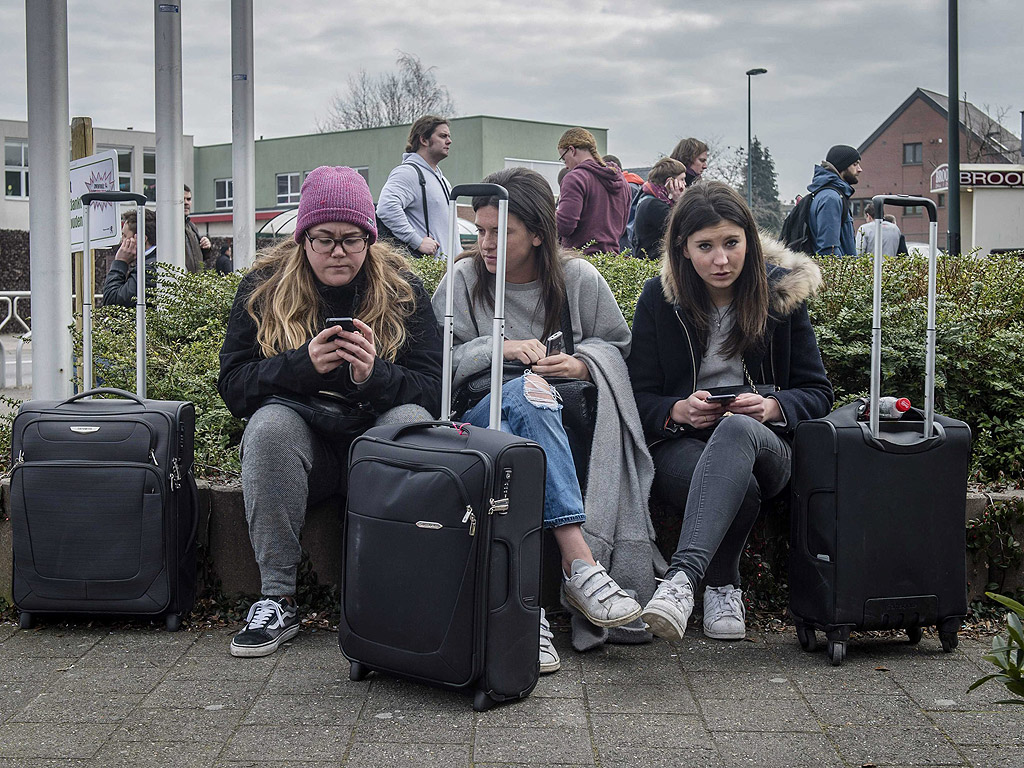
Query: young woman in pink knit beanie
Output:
[[218, 166, 443, 658]]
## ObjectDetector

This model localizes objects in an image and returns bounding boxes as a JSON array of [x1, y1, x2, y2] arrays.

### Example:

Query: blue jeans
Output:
[[464, 374, 586, 529], [651, 414, 791, 590]]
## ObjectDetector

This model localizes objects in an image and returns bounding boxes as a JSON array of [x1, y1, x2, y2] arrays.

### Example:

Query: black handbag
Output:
[[261, 391, 376, 441]]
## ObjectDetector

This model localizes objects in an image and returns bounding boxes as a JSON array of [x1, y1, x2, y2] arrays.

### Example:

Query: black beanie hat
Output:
[[826, 145, 861, 172]]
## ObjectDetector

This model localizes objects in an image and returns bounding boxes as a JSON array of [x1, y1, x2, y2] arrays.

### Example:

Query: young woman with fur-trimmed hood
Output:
[[627, 181, 833, 645]]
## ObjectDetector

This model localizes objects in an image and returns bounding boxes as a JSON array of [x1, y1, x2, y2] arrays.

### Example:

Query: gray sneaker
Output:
[[641, 573, 694, 641], [539, 608, 560, 674], [230, 597, 300, 657], [703, 585, 746, 640], [563, 560, 642, 628]]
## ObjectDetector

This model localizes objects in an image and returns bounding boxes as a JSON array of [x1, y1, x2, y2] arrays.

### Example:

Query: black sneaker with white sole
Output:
[[230, 597, 300, 657]]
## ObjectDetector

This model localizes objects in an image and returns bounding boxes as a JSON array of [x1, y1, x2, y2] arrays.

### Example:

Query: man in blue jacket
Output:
[[807, 145, 862, 256]]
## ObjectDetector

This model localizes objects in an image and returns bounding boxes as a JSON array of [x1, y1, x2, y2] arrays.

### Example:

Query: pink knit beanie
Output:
[[293, 166, 378, 245]]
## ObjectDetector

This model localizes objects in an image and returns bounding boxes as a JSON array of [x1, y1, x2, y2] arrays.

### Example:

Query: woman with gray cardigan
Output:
[[433, 168, 661, 673]]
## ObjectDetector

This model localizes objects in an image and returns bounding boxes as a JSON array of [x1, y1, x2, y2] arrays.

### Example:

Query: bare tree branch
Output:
[[318, 52, 456, 132]]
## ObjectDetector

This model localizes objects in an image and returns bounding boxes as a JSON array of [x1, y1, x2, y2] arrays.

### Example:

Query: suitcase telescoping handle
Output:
[[81, 192, 149, 398], [441, 183, 509, 430], [868, 194, 938, 440]]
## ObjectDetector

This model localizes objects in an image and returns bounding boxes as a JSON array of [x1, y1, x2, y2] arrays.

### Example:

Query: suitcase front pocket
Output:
[[11, 462, 168, 603], [345, 457, 481, 679]]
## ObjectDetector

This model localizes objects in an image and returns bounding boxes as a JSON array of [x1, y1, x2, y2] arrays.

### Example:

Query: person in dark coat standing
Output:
[[219, 166, 442, 658], [184, 184, 212, 271], [628, 181, 833, 644], [630, 157, 689, 259], [807, 144, 862, 256], [102, 208, 157, 307]]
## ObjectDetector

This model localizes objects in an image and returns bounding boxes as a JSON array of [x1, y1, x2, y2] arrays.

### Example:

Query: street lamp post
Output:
[[746, 67, 768, 210]]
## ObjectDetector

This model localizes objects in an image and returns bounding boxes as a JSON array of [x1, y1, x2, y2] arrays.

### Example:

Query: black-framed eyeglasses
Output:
[[559, 146, 572, 163], [305, 232, 370, 256]]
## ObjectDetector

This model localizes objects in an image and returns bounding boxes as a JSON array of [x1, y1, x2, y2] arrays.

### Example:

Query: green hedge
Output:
[[2, 253, 1022, 485]]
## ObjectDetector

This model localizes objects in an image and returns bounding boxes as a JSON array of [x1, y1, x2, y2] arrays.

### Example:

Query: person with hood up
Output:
[[627, 181, 833, 643], [807, 144, 862, 256], [556, 128, 631, 254]]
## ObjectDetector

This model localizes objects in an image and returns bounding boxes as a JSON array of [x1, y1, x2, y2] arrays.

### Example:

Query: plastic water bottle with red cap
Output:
[[856, 396, 912, 421]]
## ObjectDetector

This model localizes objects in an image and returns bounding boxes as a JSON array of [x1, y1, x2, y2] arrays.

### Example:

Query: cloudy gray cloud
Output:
[[0, 0, 1019, 199]]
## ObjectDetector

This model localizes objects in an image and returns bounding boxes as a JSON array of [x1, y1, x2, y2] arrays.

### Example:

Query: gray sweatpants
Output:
[[240, 402, 433, 596]]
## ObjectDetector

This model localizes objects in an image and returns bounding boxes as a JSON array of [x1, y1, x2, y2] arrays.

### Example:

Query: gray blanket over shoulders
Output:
[[569, 339, 667, 647]]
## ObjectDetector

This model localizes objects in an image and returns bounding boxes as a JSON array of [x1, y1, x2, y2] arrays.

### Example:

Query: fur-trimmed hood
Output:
[[658, 234, 822, 317]]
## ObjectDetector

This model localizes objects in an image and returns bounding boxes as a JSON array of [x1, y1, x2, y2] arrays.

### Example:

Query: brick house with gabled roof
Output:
[[853, 88, 1021, 241]]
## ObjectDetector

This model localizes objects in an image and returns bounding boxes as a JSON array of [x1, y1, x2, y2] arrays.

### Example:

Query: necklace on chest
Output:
[[712, 304, 731, 330]]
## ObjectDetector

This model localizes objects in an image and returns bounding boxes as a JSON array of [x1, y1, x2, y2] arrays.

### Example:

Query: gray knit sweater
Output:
[[432, 256, 631, 386]]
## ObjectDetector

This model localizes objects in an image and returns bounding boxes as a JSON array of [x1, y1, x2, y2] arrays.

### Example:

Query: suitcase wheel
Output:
[[940, 632, 958, 653], [796, 624, 818, 652], [473, 689, 497, 712], [348, 662, 369, 682], [18, 611, 34, 630], [906, 626, 923, 645], [164, 614, 182, 632], [827, 640, 846, 666]]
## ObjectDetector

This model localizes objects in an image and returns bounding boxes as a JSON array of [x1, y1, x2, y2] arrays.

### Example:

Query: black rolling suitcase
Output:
[[789, 195, 970, 665], [10, 192, 199, 632], [339, 183, 546, 711]]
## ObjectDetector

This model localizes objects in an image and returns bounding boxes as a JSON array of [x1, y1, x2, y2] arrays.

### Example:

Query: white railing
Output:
[[0, 291, 31, 334]]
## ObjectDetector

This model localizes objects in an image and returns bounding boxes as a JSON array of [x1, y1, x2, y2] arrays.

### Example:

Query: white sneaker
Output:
[[539, 608, 560, 674], [641, 573, 694, 641], [563, 560, 642, 628], [702, 585, 746, 640]]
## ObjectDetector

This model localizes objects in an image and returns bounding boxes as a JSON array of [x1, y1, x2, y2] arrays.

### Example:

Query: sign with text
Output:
[[931, 163, 1024, 193], [70, 150, 121, 251]]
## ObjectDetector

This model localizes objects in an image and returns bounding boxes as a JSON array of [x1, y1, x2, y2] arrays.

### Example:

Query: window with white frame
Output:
[[5, 139, 29, 198], [352, 166, 369, 184], [215, 178, 233, 209], [504, 158, 563, 195], [277, 172, 301, 205], [97, 145, 133, 192], [143, 150, 156, 201]]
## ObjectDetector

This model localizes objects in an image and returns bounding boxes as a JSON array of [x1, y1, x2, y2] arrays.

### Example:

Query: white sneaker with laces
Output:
[[702, 585, 746, 640], [641, 572, 694, 641], [229, 597, 300, 657], [539, 608, 560, 674], [563, 560, 642, 628]]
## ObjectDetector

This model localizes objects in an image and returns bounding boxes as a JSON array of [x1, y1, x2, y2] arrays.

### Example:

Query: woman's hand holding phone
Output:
[[671, 391, 726, 429], [531, 352, 590, 380], [309, 318, 377, 381], [503, 338, 547, 364], [725, 393, 782, 424]]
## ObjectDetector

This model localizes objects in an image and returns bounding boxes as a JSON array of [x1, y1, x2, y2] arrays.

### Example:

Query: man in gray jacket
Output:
[[376, 115, 452, 257]]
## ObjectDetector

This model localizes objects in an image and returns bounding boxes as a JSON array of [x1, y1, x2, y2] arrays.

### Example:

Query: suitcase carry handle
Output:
[[81, 192, 150, 399], [441, 183, 509, 430], [57, 387, 146, 407], [373, 420, 470, 442], [868, 195, 938, 441]]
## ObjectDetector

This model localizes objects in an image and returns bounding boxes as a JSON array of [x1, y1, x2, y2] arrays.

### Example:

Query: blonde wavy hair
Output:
[[245, 237, 418, 362]]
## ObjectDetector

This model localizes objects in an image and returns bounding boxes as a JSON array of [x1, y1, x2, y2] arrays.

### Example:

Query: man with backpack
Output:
[[376, 115, 453, 258], [802, 144, 862, 256]]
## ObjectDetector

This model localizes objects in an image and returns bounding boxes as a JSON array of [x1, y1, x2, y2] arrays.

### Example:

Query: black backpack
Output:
[[780, 184, 849, 256], [375, 162, 429, 248]]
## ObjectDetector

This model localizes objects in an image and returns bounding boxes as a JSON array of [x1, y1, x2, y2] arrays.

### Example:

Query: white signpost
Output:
[[70, 150, 121, 251]]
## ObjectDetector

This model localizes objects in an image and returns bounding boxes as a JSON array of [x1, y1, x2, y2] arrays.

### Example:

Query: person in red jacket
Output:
[[556, 128, 630, 254]]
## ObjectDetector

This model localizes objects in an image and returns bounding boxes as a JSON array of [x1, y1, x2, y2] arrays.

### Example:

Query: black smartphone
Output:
[[326, 316, 357, 334], [705, 393, 738, 403], [545, 331, 564, 357]]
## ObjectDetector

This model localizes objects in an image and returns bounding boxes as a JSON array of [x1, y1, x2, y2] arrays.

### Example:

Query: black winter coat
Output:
[[218, 269, 442, 420], [627, 239, 834, 442]]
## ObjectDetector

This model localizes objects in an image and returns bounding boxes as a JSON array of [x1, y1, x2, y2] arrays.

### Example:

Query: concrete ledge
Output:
[[2, 482, 1022, 607]]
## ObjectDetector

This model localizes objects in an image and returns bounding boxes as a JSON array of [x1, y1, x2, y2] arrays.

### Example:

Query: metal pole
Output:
[[231, 0, 255, 269], [745, 74, 753, 208], [947, 0, 961, 256], [26, 0, 73, 399], [155, 1, 185, 270]]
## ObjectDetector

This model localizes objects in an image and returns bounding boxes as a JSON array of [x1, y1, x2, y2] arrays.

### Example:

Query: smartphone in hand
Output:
[[545, 331, 564, 357], [705, 393, 738, 403]]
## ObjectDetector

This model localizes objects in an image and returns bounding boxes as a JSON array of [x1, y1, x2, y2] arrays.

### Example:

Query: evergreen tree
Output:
[[736, 137, 783, 235]]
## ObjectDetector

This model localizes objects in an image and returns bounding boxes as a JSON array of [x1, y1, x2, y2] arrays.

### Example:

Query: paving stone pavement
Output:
[[0, 618, 1018, 767]]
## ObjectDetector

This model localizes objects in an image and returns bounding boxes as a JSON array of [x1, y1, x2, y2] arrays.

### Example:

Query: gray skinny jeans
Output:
[[651, 414, 791, 591], [240, 402, 433, 596]]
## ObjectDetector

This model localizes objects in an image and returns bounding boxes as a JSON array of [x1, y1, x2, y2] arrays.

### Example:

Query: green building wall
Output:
[[191, 116, 607, 213]]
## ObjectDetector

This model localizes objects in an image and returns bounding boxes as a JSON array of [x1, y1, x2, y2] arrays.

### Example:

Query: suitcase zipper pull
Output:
[[170, 458, 182, 491], [489, 498, 509, 515], [462, 506, 477, 536], [14, 450, 24, 467], [149, 449, 159, 467]]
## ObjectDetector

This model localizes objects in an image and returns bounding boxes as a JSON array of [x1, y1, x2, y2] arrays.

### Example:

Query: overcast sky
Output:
[[0, 0, 1020, 200]]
